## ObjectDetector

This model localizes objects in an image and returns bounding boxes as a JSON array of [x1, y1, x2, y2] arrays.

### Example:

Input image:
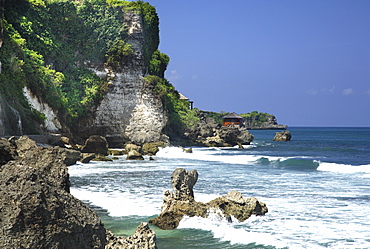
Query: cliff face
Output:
[[79, 11, 167, 147], [0, 1, 168, 146]]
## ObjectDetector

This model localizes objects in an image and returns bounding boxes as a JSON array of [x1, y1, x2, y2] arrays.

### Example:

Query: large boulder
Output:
[[273, 130, 292, 141], [142, 141, 166, 156], [208, 191, 268, 222], [0, 136, 158, 248], [0, 138, 106, 248], [149, 168, 268, 230], [81, 135, 109, 155], [126, 150, 144, 160]]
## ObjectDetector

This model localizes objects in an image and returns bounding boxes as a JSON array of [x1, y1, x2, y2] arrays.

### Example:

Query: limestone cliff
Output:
[[78, 11, 168, 147], [0, 1, 168, 146]]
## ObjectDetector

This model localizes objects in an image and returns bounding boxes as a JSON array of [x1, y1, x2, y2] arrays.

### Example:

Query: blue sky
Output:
[[148, 0, 370, 127]]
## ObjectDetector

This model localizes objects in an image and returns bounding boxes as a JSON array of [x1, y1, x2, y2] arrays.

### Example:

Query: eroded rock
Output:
[[273, 130, 292, 141], [105, 222, 157, 249], [0, 136, 158, 248], [149, 168, 268, 230], [81, 135, 109, 155], [126, 150, 144, 160]]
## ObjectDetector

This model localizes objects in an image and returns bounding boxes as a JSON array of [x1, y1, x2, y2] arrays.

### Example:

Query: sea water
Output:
[[69, 127, 370, 248]]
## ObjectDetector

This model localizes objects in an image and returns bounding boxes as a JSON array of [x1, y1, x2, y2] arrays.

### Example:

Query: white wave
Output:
[[70, 188, 162, 217], [178, 215, 288, 248], [156, 146, 293, 165], [317, 162, 370, 173]]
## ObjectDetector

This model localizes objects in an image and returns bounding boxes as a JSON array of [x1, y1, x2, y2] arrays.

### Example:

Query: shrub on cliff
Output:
[[145, 75, 200, 135], [1, 0, 164, 129]]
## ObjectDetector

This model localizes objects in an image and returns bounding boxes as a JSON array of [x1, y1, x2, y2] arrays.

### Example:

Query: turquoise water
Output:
[[69, 127, 370, 248]]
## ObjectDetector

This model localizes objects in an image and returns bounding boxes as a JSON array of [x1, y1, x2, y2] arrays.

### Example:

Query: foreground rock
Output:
[[149, 168, 268, 229], [106, 222, 157, 249], [0, 136, 157, 248], [273, 130, 292, 141]]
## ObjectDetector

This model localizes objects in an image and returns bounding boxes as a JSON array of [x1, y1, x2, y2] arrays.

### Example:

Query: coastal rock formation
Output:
[[0, 136, 106, 248], [0, 136, 158, 248], [273, 130, 292, 141], [149, 168, 268, 230], [126, 149, 144, 160], [106, 222, 157, 249], [185, 117, 254, 147], [79, 11, 167, 147], [244, 113, 287, 130], [81, 135, 109, 156]]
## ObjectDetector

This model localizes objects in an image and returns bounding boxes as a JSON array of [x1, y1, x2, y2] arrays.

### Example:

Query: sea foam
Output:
[[317, 162, 370, 173], [70, 188, 162, 217], [178, 215, 288, 248]]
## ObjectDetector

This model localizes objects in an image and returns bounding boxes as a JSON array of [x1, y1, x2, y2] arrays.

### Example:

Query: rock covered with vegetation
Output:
[[0, 0, 199, 147], [0, 136, 158, 248], [149, 168, 268, 230], [184, 115, 254, 147], [200, 110, 287, 130]]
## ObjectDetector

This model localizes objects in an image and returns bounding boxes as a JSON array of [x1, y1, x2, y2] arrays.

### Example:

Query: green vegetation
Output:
[[145, 75, 200, 133], [201, 111, 275, 127], [0, 0, 164, 128], [240, 111, 274, 126]]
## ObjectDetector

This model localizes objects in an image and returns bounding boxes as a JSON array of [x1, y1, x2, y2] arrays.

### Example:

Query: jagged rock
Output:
[[208, 192, 268, 222], [0, 138, 106, 248], [171, 168, 198, 200], [149, 168, 268, 230], [186, 118, 254, 147], [13, 135, 38, 156], [126, 150, 144, 160], [125, 143, 141, 153], [81, 135, 109, 155], [0, 136, 158, 248], [273, 130, 292, 141], [142, 141, 165, 156], [0, 137, 16, 165], [80, 153, 96, 163], [105, 222, 157, 249], [204, 135, 228, 147], [236, 128, 255, 145]]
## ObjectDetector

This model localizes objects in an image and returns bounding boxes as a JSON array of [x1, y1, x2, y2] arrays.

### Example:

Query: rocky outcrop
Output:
[[105, 222, 157, 249], [273, 130, 292, 141], [0, 136, 105, 248], [149, 168, 268, 230], [79, 11, 168, 147], [245, 114, 287, 130], [185, 118, 254, 147], [0, 136, 158, 248], [126, 149, 144, 160], [81, 135, 109, 156], [142, 141, 166, 156]]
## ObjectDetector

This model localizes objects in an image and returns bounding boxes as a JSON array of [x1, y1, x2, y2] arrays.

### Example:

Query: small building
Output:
[[222, 112, 243, 127], [179, 93, 194, 110]]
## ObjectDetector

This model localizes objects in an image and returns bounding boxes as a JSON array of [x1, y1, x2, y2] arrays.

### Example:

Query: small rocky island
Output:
[[149, 168, 268, 229]]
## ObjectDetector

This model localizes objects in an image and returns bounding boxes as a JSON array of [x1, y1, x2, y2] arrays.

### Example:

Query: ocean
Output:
[[69, 127, 370, 249]]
